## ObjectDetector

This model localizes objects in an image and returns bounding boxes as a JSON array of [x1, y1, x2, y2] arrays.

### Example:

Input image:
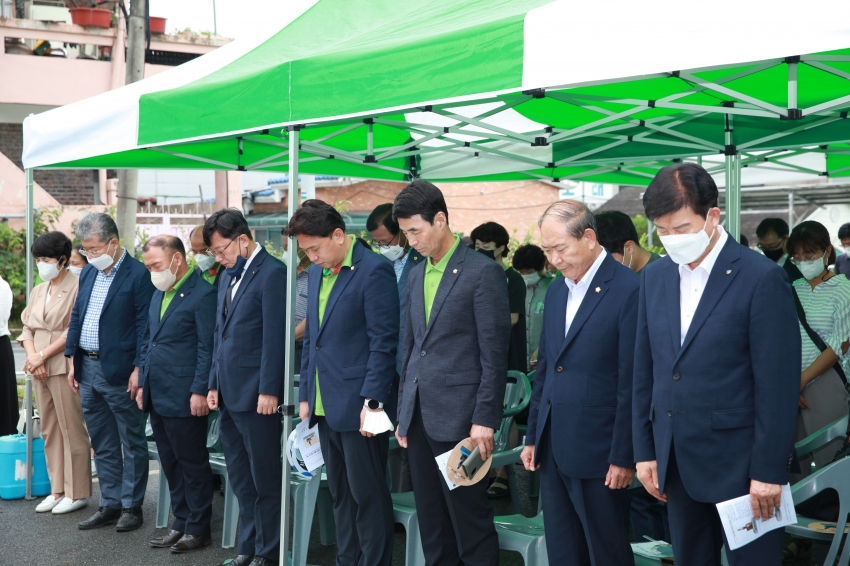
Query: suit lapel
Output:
[[423, 245, 465, 337], [664, 261, 683, 356], [100, 254, 131, 314], [153, 273, 196, 340], [316, 242, 361, 340], [223, 248, 268, 329], [150, 291, 164, 338], [677, 236, 741, 360], [44, 273, 74, 316], [558, 254, 614, 357]]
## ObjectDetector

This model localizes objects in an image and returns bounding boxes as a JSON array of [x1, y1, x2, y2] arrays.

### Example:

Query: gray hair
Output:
[[538, 200, 596, 239], [76, 212, 119, 243]]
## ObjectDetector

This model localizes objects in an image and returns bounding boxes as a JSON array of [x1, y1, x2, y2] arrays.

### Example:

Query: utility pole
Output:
[[116, 0, 146, 255]]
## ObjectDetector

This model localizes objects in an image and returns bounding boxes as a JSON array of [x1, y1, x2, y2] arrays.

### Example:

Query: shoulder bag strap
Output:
[[792, 287, 849, 390]]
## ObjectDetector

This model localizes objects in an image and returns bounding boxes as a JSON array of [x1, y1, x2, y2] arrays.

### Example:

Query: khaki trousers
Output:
[[33, 374, 92, 499]]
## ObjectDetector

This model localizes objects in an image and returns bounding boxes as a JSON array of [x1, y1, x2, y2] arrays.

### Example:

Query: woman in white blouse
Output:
[[787, 221, 850, 475], [0, 274, 17, 436]]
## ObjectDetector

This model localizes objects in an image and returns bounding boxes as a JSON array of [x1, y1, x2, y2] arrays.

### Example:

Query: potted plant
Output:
[[65, 0, 112, 28]]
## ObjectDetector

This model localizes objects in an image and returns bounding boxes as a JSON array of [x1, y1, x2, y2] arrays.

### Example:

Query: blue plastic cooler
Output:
[[0, 434, 51, 499]]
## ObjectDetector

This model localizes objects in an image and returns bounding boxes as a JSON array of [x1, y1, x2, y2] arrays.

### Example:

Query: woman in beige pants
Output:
[[18, 231, 92, 514]]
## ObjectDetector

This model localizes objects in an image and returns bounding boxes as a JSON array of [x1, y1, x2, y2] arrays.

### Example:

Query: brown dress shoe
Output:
[[170, 532, 212, 554], [149, 529, 184, 548]]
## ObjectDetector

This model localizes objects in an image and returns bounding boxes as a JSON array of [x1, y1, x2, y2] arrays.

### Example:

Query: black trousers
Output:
[[406, 398, 499, 566], [148, 400, 213, 536], [317, 416, 393, 566], [219, 394, 282, 560], [666, 446, 783, 566], [539, 424, 634, 566]]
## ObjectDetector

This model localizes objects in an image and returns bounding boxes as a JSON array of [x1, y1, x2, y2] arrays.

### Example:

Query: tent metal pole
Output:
[[788, 191, 795, 229], [279, 126, 300, 566], [724, 114, 741, 241], [25, 167, 34, 500]]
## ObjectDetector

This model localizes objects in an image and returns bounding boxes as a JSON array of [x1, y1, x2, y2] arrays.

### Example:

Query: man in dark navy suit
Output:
[[521, 200, 638, 566], [66, 213, 155, 532], [204, 209, 288, 566], [137, 235, 217, 553], [290, 200, 399, 566], [633, 163, 801, 566]]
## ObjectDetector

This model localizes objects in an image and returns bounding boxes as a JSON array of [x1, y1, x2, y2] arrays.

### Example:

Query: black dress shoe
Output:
[[248, 558, 277, 566], [218, 556, 253, 566], [149, 529, 184, 548], [115, 507, 144, 532], [78, 506, 121, 530], [170, 532, 212, 553]]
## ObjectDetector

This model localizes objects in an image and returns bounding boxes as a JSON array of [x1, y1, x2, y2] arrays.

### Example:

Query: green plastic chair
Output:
[[795, 414, 849, 472], [492, 446, 547, 566], [494, 371, 532, 515]]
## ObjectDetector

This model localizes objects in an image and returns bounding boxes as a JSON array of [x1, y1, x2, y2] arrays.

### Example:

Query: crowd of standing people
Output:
[[1, 161, 849, 566]]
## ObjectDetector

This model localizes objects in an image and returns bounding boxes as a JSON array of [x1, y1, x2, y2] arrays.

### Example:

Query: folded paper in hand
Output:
[[716, 483, 796, 550], [362, 410, 395, 435]]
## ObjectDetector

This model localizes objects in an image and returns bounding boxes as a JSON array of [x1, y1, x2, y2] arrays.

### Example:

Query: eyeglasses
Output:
[[757, 238, 785, 252], [207, 238, 235, 259], [790, 251, 825, 264], [79, 241, 112, 258]]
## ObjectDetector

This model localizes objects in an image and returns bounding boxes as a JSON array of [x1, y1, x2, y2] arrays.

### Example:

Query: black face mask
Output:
[[478, 249, 496, 260], [762, 248, 784, 262]]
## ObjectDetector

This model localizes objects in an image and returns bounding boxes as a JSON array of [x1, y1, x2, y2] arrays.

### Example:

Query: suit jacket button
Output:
[[414, 377, 418, 383], [556, 366, 563, 372], [547, 398, 551, 405], [223, 335, 227, 341], [673, 373, 680, 380], [316, 345, 321, 350], [668, 410, 673, 416], [420, 351, 426, 357], [152, 342, 156, 346]]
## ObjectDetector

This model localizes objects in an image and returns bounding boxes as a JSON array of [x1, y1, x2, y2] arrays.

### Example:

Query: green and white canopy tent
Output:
[[18, 0, 850, 553]]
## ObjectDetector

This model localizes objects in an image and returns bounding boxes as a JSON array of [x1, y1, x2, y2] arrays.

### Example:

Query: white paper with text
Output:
[[716, 484, 796, 550]]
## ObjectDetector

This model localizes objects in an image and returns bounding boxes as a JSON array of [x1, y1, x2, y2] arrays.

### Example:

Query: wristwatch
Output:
[[364, 399, 383, 410]]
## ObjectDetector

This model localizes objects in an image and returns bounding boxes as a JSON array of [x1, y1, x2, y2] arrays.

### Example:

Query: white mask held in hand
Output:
[[195, 253, 216, 272], [37, 261, 61, 282], [380, 244, 405, 261], [68, 265, 83, 276], [659, 216, 714, 265], [521, 273, 541, 287], [88, 242, 116, 271], [150, 255, 178, 292], [797, 252, 827, 280]]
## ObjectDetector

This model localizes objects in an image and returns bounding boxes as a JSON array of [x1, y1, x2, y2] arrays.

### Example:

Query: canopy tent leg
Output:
[[788, 191, 795, 229], [279, 126, 300, 566], [25, 167, 34, 500], [724, 116, 741, 241]]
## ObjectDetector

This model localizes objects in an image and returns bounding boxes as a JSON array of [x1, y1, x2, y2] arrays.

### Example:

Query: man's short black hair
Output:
[[756, 218, 790, 239], [392, 180, 449, 224], [31, 231, 72, 268], [642, 163, 718, 221], [284, 199, 346, 238], [142, 235, 186, 258], [203, 208, 253, 247], [838, 222, 850, 241], [470, 222, 510, 250], [594, 211, 639, 255], [366, 203, 399, 236], [512, 244, 546, 272]]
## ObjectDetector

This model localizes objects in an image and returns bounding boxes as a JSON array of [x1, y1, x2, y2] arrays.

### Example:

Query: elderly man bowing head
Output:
[[522, 200, 639, 566]]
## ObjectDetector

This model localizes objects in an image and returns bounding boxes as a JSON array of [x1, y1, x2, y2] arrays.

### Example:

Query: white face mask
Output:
[[68, 265, 83, 276], [195, 253, 216, 272], [797, 252, 827, 280], [88, 242, 117, 271], [659, 217, 714, 265], [37, 261, 61, 282], [379, 244, 405, 261], [150, 255, 178, 292], [521, 273, 541, 287]]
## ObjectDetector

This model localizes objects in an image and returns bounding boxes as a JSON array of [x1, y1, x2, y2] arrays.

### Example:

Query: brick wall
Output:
[[0, 123, 96, 205]]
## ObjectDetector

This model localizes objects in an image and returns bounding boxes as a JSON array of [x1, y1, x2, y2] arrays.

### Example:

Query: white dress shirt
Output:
[[230, 242, 263, 299], [564, 249, 607, 336], [678, 229, 728, 344], [0, 276, 11, 337]]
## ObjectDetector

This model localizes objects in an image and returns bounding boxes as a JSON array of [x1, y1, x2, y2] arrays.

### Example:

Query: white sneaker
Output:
[[52, 497, 88, 515], [36, 495, 63, 513]]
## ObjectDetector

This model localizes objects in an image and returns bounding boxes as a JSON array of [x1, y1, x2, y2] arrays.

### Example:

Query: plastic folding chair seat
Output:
[[392, 491, 426, 566], [493, 372, 531, 514]]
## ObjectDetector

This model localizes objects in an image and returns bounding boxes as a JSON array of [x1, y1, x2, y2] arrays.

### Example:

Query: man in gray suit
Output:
[[393, 180, 512, 566]]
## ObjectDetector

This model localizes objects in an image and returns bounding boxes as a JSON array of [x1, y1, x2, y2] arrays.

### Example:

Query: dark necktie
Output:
[[224, 272, 241, 317]]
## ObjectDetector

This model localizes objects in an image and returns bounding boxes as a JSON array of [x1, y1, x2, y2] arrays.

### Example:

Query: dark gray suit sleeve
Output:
[[398, 270, 416, 409], [609, 281, 638, 468], [472, 261, 512, 430]]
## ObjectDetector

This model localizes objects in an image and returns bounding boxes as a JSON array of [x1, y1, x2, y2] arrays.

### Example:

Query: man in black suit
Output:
[[393, 180, 512, 566], [138, 235, 217, 554], [204, 209, 288, 566]]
